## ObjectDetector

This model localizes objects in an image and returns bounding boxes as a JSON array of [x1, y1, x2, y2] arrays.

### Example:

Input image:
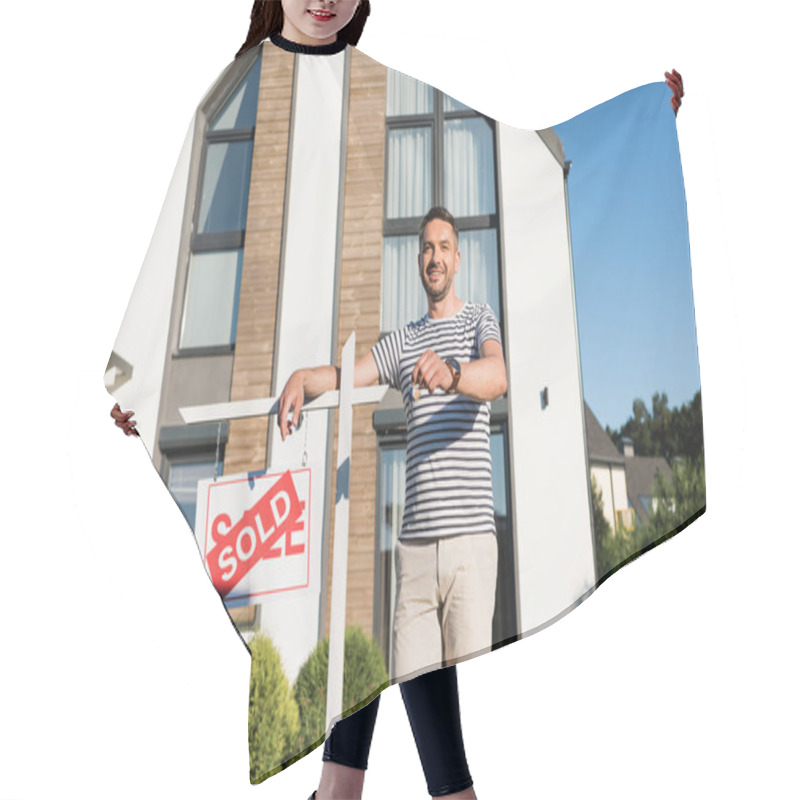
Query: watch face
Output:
[[447, 357, 461, 375]]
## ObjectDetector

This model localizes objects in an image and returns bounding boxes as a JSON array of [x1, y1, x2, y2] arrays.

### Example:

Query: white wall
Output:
[[591, 464, 616, 531], [611, 464, 630, 525], [498, 125, 595, 632], [106, 119, 195, 453], [262, 51, 349, 683]]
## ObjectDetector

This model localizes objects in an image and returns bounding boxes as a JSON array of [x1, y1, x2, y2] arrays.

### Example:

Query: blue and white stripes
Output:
[[371, 303, 501, 539]]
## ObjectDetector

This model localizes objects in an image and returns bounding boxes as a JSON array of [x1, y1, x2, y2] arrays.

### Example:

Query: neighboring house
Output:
[[584, 402, 673, 535], [585, 402, 629, 533], [621, 438, 673, 526]]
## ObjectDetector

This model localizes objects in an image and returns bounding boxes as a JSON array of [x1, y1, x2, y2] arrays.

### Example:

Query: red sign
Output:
[[203, 470, 308, 598]]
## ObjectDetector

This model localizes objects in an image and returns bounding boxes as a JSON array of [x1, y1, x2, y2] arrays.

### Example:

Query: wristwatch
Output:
[[445, 357, 461, 394]]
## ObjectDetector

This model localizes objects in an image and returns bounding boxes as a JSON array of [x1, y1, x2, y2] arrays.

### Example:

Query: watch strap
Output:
[[445, 357, 461, 394]]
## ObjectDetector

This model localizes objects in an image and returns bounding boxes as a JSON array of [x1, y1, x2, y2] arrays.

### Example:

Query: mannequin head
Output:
[[418, 207, 461, 304], [281, 1, 361, 45], [237, 0, 371, 57]]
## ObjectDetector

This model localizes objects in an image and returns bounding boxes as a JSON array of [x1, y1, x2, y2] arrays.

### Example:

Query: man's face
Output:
[[418, 218, 460, 303]]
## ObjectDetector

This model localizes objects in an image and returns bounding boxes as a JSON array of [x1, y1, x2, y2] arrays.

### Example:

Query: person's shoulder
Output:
[[375, 319, 416, 350], [466, 302, 497, 322]]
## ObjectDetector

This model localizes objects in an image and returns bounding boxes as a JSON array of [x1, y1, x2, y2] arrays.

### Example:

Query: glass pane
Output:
[[490, 433, 508, 519], [444, 117, 496, 217], [386, 70, 433, 116], [456, 229, 500, 319], [382, 235, 428, 333], [386, 127, 432, 219], [443, 93, 471, 113], [211, 56, 261, 131], [198, 140, 253, 234], [180, 249, 242, 348], [168, 459, 217, 529], [379, 446, 406, 675], [380, 448, 406, 552], [489, 429, 515, 645]]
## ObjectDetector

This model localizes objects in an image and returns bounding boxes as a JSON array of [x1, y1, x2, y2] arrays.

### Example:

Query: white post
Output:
[[179, 332, 383, 731], [325, 332, 354, 727]]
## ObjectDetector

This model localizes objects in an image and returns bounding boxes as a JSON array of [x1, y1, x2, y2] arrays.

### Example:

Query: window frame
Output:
[[160, 423, 229, 532], [382, 82, 504, 336], [177, 50, 262, 356], [372, 411, 517, 665]]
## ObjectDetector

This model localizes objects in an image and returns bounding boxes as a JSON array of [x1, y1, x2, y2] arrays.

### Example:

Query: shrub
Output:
[[593, 457, 706, 581], [248, 634, 300, 782], [645, 456, 706, 539], [294, 626, 389, 751]]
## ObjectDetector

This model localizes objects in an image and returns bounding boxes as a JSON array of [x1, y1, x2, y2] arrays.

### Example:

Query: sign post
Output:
[[180, 332, 386, 730]]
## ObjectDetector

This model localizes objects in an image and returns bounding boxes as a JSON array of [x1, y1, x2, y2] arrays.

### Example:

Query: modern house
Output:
[[584, 403, 673, 534], [109, 42, 595, 680]]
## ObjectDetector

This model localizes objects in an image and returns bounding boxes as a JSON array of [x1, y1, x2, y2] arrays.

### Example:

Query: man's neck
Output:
[[427, 295, 465, 320]]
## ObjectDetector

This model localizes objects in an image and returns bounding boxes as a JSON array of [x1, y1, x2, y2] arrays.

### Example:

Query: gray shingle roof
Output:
[[584, 402, 625, 464], [624, 455, 673, 523], [537, 128, 566, 168]]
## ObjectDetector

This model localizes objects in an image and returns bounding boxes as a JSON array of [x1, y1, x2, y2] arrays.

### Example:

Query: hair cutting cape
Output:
[[105, 36, 704, 783]]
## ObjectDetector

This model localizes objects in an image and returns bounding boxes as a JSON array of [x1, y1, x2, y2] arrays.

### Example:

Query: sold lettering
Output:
[[206, 471, 306, 597]]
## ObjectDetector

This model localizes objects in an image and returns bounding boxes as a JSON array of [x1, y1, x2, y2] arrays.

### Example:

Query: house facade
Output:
[[111, 42, 595, 680]]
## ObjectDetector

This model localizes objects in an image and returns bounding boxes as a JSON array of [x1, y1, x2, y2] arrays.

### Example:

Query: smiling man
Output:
[[278, 205, 507, 677]]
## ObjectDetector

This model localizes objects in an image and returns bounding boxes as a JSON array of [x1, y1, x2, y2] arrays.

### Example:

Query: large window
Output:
[[382, 70, 501, 333], [374, 442, 405, 661], [179, 55, 261, 351], [374, 429, 516, 670], [160, 423, 230, 531], [165, 444, 258, 631], [167, 458, 219, 530], [375, 72, 515, 662]]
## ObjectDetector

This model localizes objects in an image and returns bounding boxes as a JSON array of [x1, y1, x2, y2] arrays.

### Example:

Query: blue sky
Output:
[[553, 82, 701, 432]]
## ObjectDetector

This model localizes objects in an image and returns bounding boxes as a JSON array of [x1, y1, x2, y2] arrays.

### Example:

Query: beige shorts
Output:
[[392, 532, 498, 680]]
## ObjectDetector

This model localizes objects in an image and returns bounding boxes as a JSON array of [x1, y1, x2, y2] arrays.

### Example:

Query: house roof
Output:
[[584, 403, 625, 465], [624, 455, 673, 522], [537, 128, 567, 169]]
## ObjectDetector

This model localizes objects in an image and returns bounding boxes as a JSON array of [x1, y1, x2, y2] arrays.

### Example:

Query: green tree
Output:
[[671, 391, 704, 463], [593, 456, 706, 582], [607, 390, 704, 466], [591, 474, 612, 544], [293, 626, 389, 752], [248, 634, 301, 783], [643, 456, 706, 541], [609, 397, 655, 456], [594, 389, 706, 581], [592, 475, 648, 579]]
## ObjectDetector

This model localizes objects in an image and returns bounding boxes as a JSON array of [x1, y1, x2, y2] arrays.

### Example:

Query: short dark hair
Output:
[[418, 207, 459, 251], [237, 1, 372, 59]]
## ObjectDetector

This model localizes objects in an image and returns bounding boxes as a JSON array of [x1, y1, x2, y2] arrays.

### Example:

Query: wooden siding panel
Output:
[[324, 52, 387, 640], [225, 50, 294, 476]]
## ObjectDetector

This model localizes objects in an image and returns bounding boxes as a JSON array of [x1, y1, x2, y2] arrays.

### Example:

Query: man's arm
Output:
[[277, 352, 380, 440], [458, 339, 507, 400], [411, 339, 507, 402]]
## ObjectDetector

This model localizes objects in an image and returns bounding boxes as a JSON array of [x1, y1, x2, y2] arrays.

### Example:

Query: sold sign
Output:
[[196, 468, 312, 601]]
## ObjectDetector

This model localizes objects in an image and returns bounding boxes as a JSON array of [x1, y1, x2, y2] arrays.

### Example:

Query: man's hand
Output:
[[412, 350, 453, 394], [277, 370, 307, 441], [110, 403, 139, 437], [665, 69, 684, 116]]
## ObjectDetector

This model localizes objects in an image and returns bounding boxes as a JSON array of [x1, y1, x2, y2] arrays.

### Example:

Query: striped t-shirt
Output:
[[371, 302, 502, 540]]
